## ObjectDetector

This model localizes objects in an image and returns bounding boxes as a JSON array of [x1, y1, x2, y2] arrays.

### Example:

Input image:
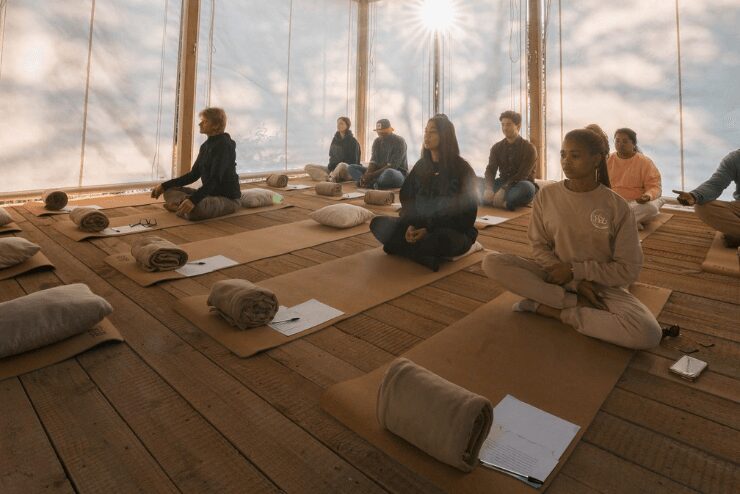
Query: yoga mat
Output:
[[0, 223, 22, 235], [0, 252, 55, 281], [24, 192, 164, 216], [52, 203, 291, 241], [105, 219, 371, 286], [0, 318, 123, 380], [638, 212, 673, 242], [256, 176, 316, 191], [474, 205, 530, 229], [701, 232, 740, 278], [175, 247, 486, 357], [321, 283, 671, 494]]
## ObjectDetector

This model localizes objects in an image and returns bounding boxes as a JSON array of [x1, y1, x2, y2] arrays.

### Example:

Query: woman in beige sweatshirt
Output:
[[482, 128, 662, 349]]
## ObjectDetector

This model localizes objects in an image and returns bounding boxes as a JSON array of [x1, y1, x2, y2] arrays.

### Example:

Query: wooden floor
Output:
[[1, 187, 738, 494]]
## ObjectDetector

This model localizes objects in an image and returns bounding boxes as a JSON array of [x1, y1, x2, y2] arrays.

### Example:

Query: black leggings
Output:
[[370, 216, 474, 262]]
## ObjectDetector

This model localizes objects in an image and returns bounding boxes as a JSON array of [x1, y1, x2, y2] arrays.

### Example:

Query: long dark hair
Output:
[[614, 127, 640, 153], [564, 129, 611, 188], [421, 114, 460, 168]]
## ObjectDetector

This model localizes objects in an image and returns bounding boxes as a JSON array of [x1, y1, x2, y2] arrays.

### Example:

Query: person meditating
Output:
[[482, 110, 537, 210], [607, 128, 664, 227], [333, 118, 407, 189], [369, 114, 478, 272], [151, 107, 240, 221], [483, 129, 662, 350], [304, 116, 361, 182], [674, 149, 740, 248]]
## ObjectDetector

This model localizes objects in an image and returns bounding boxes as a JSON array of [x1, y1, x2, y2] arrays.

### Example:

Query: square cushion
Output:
[[0, 237, 41, 269], [309, 203, 375, 229], [240, 188, 283, 208], [0, 208, 12, 226]]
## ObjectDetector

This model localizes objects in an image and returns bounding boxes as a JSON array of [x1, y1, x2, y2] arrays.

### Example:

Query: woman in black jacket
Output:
[[370, 114, 479, 271], [305, 116, 361, 181]]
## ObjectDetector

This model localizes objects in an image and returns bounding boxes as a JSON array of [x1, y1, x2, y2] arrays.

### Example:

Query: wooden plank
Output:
[[389, 292, 468, 325], [267, 339, 364, 389], [334, 313, 423, 355], [305, 325, 395, 373], [0, 379, 74, 494], [363, 303, 446, 339], [21, 360, 179, 493], [584, 412, 738, 494]]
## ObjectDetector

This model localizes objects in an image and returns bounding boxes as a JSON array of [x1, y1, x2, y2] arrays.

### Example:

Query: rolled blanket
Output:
[[69, 207, 110, 232], [0, 237, 41, 269], [131, 236, 188, 272], [315, 181, 343, 197], [377, 358, 493, 472], [0, 283, 113, 359], [0, 207, 12, 226], [364, 190, 395, 205], [304, 164, 329, 181], [207, 279, 279, 330], [266, 174, 289, 188], [42, 190, 68, 211]]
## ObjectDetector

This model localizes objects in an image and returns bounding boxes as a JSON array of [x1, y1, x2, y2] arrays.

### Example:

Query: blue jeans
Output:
[[347, 164, 405, 189], [488, 178, 536, 210]]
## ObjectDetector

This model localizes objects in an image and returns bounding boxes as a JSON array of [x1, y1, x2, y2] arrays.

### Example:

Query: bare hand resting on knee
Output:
[[545, 262, 573, 285], [577, 280, 607, 310], [636, 194, 651, 204], [176, 198, 195, 216], [405, 226, 428, 244]]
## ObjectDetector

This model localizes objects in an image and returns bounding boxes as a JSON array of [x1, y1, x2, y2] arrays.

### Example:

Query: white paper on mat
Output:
[[285, 184, 311, 190], [476, 215, 509, 226], [63, 205, 103, 212], [479, 395, 580, 485], [100, 224, 152, 236], [268, 299, 344, 336], [660, 203, 695, 213], [445, 241, 484, 261], [342, 192, 365, 199], [175, 255, 239, 276]]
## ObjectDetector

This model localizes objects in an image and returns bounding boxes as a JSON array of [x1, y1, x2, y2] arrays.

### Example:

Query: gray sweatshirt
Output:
[[528, 181, 642, 288], [690, 149, 740, 204]]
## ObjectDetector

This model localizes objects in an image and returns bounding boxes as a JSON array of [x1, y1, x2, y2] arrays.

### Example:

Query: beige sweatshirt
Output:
[[528, 181, 643, 287]]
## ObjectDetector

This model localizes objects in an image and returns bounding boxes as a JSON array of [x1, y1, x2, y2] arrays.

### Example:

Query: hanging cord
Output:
[[0, 0, 8, 82], [368, 0, 377, 150], [508, 0, 521, 110], [78, 0, 97, 188], [542, 0, 552, 177], [346, 0, 353, 116], [152, 0, 170, 181], [205, 0, 216, 107], [284, 0, 293, 170], [558, 0, 563, 179], [675, 0, 686, 190]]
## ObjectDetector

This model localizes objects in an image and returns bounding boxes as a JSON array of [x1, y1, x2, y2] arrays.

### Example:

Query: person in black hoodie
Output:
[[369, 114, 479, 271], [151, 107, 241, 220], [304, 116, 361, 181]]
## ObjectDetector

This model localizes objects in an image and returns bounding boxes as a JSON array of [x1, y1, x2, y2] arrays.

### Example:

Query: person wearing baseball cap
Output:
[[334, 118, 408, 189]]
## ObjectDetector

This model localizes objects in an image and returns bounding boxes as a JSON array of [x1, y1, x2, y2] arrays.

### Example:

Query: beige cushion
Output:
[[0, 283, 113, 359], [0, 237, 41, 269], [240, 188, 283, 208], [309, 203, 374, 229], [0, 208, 12, 226]]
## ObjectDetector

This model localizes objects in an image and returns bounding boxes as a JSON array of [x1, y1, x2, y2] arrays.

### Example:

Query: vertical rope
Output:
[[205, 0, 216, 107], [78, 0, 97, 188], [675, 0, 686, 190], [558, 0, 563, 179], [284, 0, 293, 170], [346, 0, 353, 117], [152, 0, 170, 180], [542, 0, 552, 177], [0, 0, 8, 82]]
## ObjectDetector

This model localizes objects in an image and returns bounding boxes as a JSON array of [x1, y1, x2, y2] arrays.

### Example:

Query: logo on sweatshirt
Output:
[[590, 209, 609, 230]]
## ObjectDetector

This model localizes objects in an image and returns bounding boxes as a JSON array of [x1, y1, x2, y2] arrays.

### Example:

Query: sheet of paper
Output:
[[285, 184, 311, 190], [342, 192, 365, 200], [479, 395, 580, 484], [268, 299, 344, 336], [661, 203, 694, 212], [391, 202, 402, 210], [175, 255, 239, 276], [64, 205, 102, 212], [476, 215, 509, 226], [100, 224, 153, 236]]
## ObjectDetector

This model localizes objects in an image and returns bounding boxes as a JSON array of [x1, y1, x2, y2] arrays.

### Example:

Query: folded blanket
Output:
[[0, 283, 113, 359], [364, 190, 395, 205], [207, 279, 279, 330], [131, 236, 188, 272], [0, 207, 12, 226], [266, 174, 289, 188], [69, 207, 110, 232], [316, 181, 343, 197], [377, 358, 493, 472], [0, 237, 41, 269], [42, 190, 69, 211]]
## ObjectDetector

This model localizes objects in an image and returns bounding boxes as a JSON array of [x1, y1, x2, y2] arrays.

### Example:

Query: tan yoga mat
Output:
[[321, 283, 671, 493], [175, 247, 486, 357], [105, 219, 371, 286], [701, 232, 740, 278], [638, 212, 673, 242], [474, 205, 531, 229], [257, 176, 317, 191], [0, 318, 123, 380], [0, 223, 22, 235], [24, 192, 165, 216], [53, 203, 291, 241], [0, 252, 55, 281]]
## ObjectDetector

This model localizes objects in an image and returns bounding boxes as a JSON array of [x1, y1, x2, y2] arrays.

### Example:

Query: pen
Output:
[[479, 460, 544, 485], [271, 317, 300, 324], [187, 261, 207, 265]]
